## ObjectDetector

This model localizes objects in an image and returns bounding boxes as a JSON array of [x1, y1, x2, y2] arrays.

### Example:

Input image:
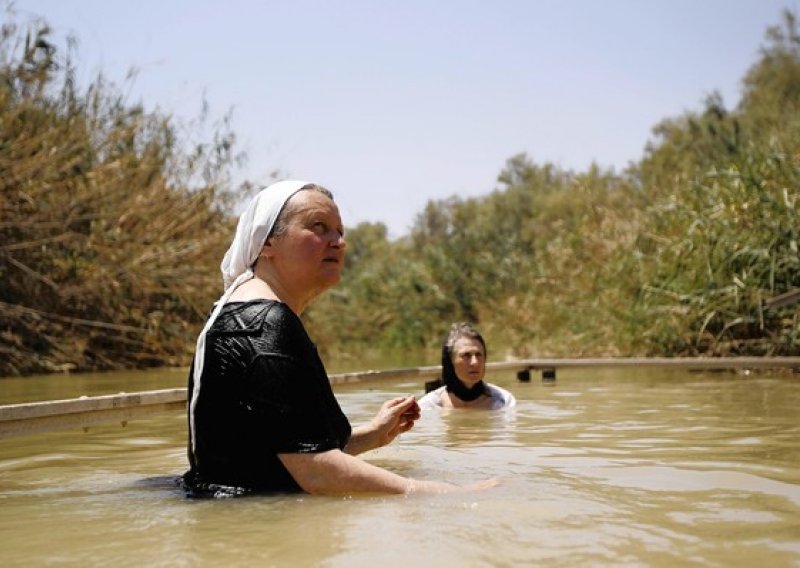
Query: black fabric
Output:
[[441, 344, 488, 402], [182, 300, 351, 496]]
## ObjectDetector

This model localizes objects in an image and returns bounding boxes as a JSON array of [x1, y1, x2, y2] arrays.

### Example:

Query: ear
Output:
[[257, 239, 276, 261]]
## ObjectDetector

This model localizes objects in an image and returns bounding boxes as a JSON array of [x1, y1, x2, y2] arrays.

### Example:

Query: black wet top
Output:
[[182, 300, 351, 496]]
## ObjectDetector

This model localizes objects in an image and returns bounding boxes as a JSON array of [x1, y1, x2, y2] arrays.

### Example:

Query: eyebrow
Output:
[[457, 349, 484, 355]]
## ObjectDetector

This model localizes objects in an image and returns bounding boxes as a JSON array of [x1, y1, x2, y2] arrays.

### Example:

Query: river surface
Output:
[[1, 366, 799, 567]]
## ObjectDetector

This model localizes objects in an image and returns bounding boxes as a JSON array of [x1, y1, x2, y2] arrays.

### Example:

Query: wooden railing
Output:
[[0, 388, 187, 439], [2, 357, 799, 438]]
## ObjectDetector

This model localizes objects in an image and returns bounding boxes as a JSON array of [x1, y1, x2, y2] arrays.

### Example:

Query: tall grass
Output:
[[1, 13, 238, 375]]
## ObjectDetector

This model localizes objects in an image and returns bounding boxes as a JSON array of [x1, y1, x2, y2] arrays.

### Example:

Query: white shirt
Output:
[[418, 384, 516, 410]]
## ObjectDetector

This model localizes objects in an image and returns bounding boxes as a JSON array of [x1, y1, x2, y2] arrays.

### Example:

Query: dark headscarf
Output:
[[441, 322, 489, 402]]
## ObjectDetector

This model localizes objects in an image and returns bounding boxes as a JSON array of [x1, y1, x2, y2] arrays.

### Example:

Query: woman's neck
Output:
[[227, 273, 308, 315], [443, 390, 491, 408]]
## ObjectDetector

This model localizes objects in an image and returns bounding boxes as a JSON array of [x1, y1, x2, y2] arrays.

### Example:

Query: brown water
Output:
[[1, 366, 799, 567]]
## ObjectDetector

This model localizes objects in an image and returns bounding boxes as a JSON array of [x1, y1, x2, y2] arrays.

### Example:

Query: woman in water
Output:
[[419, 322, 516, 410]]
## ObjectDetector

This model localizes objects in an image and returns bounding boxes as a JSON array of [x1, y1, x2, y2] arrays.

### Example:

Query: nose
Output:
[[327, 228, 345, 247]]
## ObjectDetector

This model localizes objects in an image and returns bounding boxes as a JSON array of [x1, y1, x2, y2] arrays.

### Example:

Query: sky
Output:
[[13, 0, 798, 237]]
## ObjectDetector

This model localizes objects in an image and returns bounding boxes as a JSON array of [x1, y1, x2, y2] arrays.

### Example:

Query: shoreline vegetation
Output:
[[2, 7, 799, 377]]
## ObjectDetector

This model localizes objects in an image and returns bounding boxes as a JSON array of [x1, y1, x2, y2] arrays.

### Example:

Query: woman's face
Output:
[[263, 190, 346, 299], [450, 337, 486, 387]]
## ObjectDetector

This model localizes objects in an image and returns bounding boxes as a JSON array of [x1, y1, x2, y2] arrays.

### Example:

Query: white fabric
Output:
[[220, 179, 311, 290], [418, 383, 516, 410], [189, 179, 310, 451]]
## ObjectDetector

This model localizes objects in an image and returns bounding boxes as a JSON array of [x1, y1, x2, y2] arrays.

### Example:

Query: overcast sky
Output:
[[15, 0, 798, 237]]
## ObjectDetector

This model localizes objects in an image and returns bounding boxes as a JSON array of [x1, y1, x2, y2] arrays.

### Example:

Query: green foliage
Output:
[[0, 9, 239, 375], [740, 9, 800, 138], [628, 10, 800, 355], [3, 8, 800, 376], [311, 9, 800, 361], [634, 147, 800, 355]]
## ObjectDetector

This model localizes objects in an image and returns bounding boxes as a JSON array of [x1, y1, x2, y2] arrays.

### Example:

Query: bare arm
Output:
[[279, 396, 500, 495], [278, 449, 483, 495]]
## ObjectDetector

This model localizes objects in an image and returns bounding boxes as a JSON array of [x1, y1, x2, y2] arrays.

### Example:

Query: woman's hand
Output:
[[345, 396, 420, 455], [371, 396, 420, 446]]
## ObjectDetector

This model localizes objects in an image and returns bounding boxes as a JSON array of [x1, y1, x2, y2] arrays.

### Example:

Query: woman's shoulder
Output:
[[215, 299, 296, 328], [486, 383, 516, 409], [215, 300, 310, 347], [418, 386, 446, 409]]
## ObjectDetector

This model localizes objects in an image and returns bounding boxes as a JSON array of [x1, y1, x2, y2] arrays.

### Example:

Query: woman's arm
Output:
[[278, 449, 477, 495], [280, 394, 500, 495], [344, 396, 420, 455]]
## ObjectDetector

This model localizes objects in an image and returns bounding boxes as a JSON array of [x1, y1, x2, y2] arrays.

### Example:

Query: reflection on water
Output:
[[1, 367, 799, 566]]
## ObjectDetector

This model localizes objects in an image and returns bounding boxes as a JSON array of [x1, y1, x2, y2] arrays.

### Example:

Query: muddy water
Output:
[[1, 366, 798, 566]]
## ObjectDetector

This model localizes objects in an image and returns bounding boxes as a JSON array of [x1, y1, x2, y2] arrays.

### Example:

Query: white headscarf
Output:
[[189, 179, 310, 452]]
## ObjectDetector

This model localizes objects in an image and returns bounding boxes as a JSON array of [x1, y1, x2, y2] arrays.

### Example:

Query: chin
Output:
[[319, 274, 341, 288]]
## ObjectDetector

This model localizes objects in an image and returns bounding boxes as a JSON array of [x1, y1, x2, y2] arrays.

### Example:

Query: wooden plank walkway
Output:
[[0, 389, 187, 439], [2, 357, 799, 438]]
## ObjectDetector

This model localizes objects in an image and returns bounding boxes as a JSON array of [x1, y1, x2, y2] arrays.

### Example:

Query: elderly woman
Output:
[[182, 181, 496, 497], [418, 322, 516, 410]]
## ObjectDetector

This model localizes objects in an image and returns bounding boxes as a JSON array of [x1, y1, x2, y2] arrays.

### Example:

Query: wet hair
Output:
[[268, 183, 334, 240], [441, 322, 489, 401]]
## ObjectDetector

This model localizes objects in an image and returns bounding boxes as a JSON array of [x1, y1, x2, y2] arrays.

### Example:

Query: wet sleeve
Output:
[[240, 354, 349, 454]]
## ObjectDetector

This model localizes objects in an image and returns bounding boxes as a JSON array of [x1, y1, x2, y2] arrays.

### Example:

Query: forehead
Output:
[[286, 190, 341, 221], [452, 337, 484, 354]]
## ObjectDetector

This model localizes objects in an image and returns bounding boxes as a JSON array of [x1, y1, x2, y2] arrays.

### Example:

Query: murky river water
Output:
[[1, 366, 798, 567]]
